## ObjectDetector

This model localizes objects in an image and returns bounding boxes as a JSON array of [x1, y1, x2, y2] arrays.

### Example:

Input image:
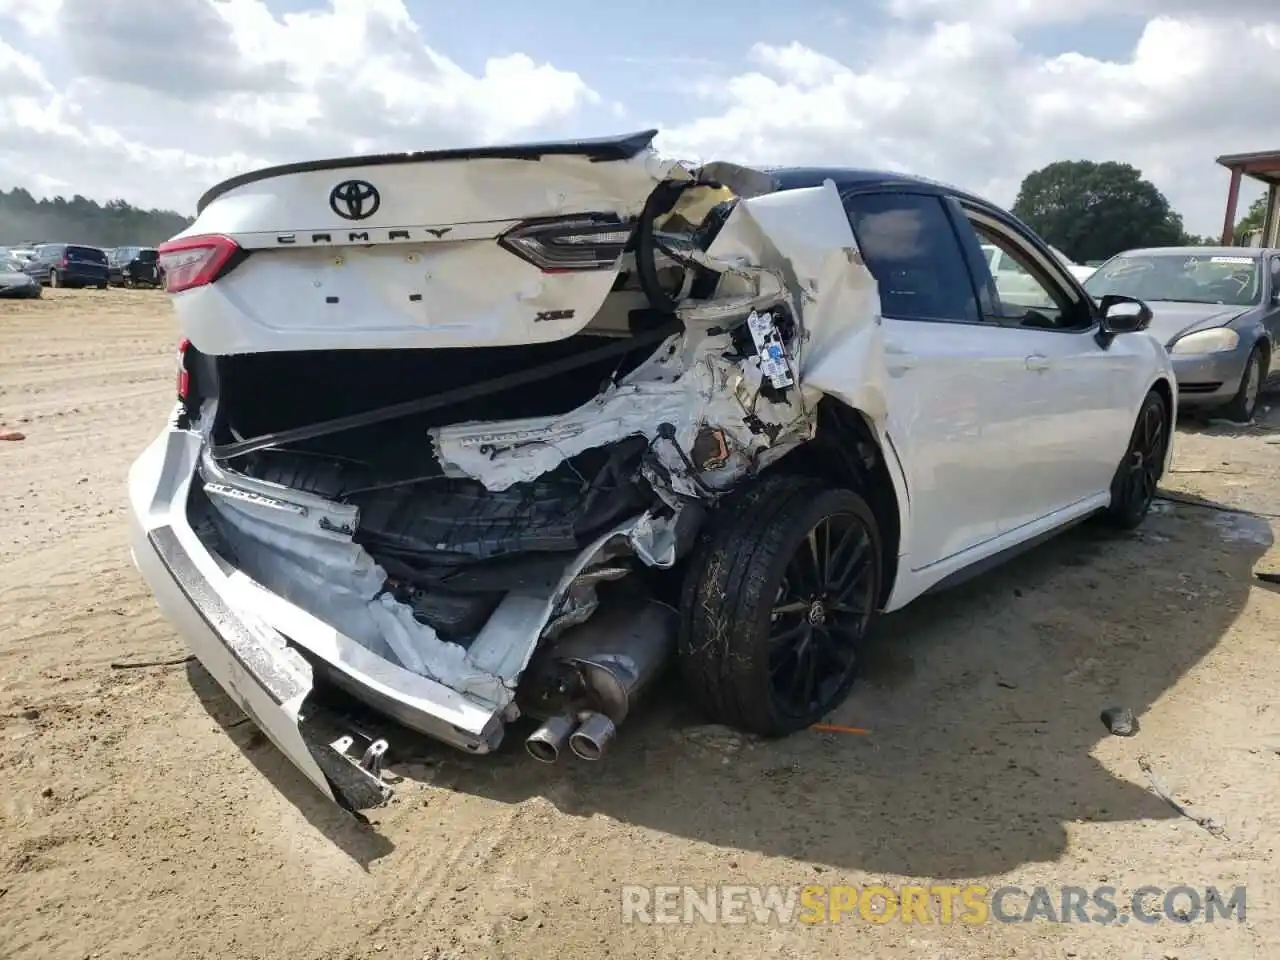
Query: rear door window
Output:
[[136, 249, 158, 262], [842, 192, 980, 323]]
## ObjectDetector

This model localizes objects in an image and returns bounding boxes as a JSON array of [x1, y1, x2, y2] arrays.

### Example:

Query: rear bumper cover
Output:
[[127, 423, 392, 811], [63, 267, 109, 285]]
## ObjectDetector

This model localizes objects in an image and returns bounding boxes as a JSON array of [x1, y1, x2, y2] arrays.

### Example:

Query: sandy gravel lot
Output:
[[2, 288, 1279, 960]]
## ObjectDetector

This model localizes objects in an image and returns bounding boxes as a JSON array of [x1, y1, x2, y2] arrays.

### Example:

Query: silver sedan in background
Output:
[[1083, 247, 1278, 421], [0, 255, 41, 299]]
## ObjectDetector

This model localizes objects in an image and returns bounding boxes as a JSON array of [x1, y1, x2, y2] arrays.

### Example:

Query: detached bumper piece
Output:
[[146, 525, 392, 811]]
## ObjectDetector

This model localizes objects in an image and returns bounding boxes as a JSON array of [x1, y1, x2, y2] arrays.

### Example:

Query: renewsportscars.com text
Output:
[[620, 884, 1247, 925]]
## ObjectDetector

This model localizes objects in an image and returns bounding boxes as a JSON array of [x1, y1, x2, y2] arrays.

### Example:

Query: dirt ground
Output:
[[2, 288, 1279, 960]]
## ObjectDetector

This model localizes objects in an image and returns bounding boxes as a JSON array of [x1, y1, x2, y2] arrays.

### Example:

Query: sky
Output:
[[1, 0, 1278, 235]]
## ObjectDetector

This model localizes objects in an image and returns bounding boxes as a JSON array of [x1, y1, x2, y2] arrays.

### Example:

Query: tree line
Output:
[[0, 158, 1264, 260], [1011, 159, 1263, 263], [0, 188, 193, 249]]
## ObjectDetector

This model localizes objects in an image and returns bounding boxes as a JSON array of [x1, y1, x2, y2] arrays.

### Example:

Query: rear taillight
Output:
[[498, 215, 632, 273], [58, 257, 67, 268], [176, 338, 191, 401], [157, 234, 242, 293]]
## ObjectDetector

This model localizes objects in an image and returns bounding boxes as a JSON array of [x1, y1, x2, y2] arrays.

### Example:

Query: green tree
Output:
[[0, 187, 193, 249], [1232, 195, 1269, 243], [1011, 160, 1186, 262]]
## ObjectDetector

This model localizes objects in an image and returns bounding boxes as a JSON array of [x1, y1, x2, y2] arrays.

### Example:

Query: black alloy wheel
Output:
[[679, 474, 884, 736], [767, 512, 877, 720], [1104, 388, 1167, 529]]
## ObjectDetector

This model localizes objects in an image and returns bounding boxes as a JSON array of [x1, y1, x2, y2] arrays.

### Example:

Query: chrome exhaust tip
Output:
[[568, 711, 616, 761], [525, 713, 575, 763]]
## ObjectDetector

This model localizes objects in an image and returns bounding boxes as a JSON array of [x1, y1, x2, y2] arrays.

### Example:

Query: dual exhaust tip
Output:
[[525, 711, 616, 763]]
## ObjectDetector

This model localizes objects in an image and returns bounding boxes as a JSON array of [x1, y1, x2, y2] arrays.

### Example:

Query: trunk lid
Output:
[[162, 130, 690, 356]]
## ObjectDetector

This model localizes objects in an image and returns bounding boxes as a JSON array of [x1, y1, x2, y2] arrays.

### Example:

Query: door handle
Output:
[[1025, 354, 1050, 371]]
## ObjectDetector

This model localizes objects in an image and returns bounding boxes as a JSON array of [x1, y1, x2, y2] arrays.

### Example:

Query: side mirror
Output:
[[1098, 294, 1152, 334]]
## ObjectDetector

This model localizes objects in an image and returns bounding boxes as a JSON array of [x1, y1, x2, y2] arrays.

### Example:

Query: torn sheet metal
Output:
[[708, 179, 888, 424], [200, 464, 692, 706], [430, 317, 807, 499], [430, 177, 887, 498], [203, 481, 514, 706], [692, 161, 782, 200]]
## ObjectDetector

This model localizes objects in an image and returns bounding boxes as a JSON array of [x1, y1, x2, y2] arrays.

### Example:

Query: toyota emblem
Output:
[[329, 179, 380, 221]]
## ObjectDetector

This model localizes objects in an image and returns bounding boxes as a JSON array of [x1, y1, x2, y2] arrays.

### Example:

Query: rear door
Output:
[[28, 245, 57, 281], [841, 189, 1029, 569], [950, 202, 1136, 526]]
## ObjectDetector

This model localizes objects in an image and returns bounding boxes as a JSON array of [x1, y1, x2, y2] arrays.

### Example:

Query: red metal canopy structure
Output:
[[1217, 149, 1280, 245]]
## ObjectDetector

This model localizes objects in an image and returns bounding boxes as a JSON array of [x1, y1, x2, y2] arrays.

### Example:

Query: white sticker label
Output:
[[1210, 257, 1254, 264], [745, 310, 795, 390]]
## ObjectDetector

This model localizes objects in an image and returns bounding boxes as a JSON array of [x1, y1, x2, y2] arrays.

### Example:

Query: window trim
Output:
[[959, 205, 1098, 335], [839, 186, 992, 328]]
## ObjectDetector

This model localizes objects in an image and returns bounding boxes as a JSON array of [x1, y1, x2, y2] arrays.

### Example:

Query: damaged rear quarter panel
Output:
[[705, 179, 890, 426], [430, 176, 890, 491], [430, 177, 890, 503]]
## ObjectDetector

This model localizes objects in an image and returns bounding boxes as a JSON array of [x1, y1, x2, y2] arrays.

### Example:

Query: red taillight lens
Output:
[[176, 337, 191, 400], [157, 235, 242, 293], [58, 257, 67, 268], [498, 215, 632, 273]]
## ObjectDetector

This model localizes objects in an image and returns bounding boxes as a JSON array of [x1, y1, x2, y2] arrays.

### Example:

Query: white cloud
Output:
[[885, 0, 1280, 28], [0, 0, 1276, 235], [0, 0, 599, 213], [658, 16, 1280, 234]]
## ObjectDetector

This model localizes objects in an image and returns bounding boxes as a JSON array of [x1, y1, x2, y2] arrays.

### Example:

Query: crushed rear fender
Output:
[[432, 176, 890, 495]]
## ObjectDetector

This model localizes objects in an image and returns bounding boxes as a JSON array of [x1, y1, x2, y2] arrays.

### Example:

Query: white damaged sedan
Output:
[[128, 130, 1175, 811]]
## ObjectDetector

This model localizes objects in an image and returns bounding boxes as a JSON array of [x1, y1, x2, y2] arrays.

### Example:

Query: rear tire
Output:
[[678, 473, 882, 736], [1221, 345, 1263, 424], [1102, 388, 1168, 530], [97, 282, 108, 290]]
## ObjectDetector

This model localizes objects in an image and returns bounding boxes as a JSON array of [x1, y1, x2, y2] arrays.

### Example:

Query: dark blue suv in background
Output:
[[23, 243, 110, 289]]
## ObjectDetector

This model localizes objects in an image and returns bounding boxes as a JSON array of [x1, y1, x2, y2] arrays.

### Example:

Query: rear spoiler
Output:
[[196, 129, 663, 214]]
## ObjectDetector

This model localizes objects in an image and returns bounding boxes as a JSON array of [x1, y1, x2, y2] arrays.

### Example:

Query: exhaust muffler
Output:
[[524, 596, 677, 763]]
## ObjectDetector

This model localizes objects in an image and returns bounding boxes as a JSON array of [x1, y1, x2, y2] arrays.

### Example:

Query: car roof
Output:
[[763, 166, 1062, 255], [767, 166, 984, 202], [1115, 246, 1272, 258]]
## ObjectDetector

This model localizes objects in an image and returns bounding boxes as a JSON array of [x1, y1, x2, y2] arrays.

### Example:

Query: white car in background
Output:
[[4, 247, 36, 264], [984, 242, 1095, 284], [128, 131, 1174, 811]]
